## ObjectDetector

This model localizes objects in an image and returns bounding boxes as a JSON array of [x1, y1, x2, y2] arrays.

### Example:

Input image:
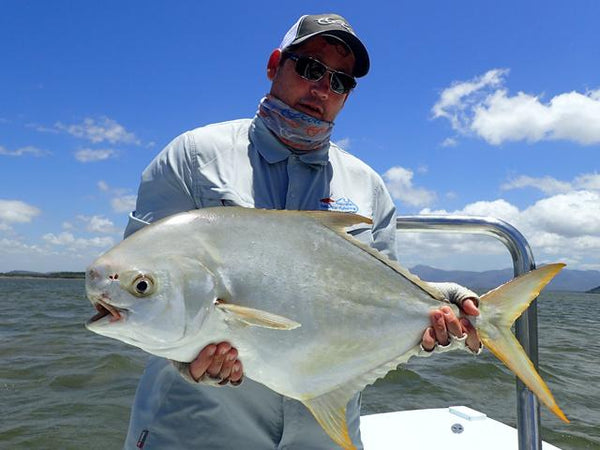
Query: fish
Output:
[[85, 207, 568, 449]]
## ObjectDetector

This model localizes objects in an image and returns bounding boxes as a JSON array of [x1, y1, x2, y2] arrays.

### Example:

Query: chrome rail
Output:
[[396, 215, 541, 450]]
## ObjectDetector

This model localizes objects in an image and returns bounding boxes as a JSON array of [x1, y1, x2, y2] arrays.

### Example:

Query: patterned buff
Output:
[[258, 95, 334, 151]]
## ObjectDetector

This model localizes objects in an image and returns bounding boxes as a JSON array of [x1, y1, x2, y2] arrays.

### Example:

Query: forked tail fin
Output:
[[476, 263, 569, 423]]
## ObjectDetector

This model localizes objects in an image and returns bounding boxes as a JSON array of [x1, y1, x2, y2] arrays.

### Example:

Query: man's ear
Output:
[[266, 49, 282, 80]]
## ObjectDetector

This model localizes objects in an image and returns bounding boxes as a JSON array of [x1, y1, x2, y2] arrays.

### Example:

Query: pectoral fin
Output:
[[215, 301, 301, 330]]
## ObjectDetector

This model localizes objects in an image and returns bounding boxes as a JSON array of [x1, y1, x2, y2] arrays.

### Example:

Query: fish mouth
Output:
[[88, 298, 125, 324]]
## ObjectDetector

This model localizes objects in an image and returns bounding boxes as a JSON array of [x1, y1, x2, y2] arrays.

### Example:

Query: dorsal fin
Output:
[[304, 211, 445, 301]]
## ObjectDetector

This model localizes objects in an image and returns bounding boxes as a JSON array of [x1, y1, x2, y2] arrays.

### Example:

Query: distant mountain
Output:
[[410, 265, 600, 292], [588, 286, 600, 294]]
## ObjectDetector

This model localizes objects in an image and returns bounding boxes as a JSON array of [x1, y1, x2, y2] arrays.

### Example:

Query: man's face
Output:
[[268, 36, 356, 123]]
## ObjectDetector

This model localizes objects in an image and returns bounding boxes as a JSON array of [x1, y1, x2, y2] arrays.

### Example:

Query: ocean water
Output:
[[1, 277, 598, 449]]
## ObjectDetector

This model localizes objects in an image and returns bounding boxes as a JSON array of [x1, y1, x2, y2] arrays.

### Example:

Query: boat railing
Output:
[[396, 214, 541, 450]]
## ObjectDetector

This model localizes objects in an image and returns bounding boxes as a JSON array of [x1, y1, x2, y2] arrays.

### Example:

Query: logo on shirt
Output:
[[320, 197, 359, 213]]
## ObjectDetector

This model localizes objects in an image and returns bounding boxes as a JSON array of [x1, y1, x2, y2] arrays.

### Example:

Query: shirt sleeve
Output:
[[370, 178, 399, 262], [124, 133, 196, 238]]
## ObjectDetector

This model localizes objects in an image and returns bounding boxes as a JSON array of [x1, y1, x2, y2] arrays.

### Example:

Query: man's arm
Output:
[[124, 133, 197, 238]]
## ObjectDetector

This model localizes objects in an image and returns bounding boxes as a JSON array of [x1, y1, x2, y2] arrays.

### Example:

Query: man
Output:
[[123, 13, 481, 449]]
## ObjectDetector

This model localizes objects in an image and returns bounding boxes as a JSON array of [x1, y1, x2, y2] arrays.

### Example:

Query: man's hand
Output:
[[421, 299, 481, 353], [189, 341, 244, 386]]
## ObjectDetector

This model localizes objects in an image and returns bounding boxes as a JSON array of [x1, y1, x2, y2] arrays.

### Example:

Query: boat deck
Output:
[[361, 406, 561, 449]]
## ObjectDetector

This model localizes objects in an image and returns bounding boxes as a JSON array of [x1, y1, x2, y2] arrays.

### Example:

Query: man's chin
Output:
[[296, 104, 325, 120]]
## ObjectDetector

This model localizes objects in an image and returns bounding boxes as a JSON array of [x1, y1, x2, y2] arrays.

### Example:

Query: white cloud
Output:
[[501, 175, 572, 195], [522, 191, 600, 238], [77, 215, 118, 234], [74, 148, 117, 162], [97, 180, 110, 192], [441, 137, 458, 147], [0, 235, 116, 272], [0, 200, 41, 225], [501, 172, 600, 195], [383, 166, 436, 207], [43, 232, 76, 245], [111, 195, 137, 213], [421, 199, 521, 224], [97, 180, 137, 213], [55, 116, 140, 145], [573, 173, 600, 190], [26, 123, 60, 134], [433, 70, 600, 145], [43, 231, 114, 249], [0, 145, 50, 157], [432, 69, 508, 131], [408, 189, 600, 271]]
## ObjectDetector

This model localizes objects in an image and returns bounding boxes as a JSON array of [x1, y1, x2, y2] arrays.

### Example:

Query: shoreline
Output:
[[0, 273, 85, 280]]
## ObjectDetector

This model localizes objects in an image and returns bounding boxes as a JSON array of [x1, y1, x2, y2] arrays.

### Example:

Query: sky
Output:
[[1, 0, 599, 273]]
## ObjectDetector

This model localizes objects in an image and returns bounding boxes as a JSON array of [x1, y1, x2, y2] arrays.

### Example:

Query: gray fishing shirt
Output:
[[123, 116, 398, 449]]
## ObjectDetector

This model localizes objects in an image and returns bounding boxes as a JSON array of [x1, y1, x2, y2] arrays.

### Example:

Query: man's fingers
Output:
[[461, 298, 480, 316], [229, 361, 244, 383], [189, 344, 218, 381], [205, 342, 232, 378], [189, 342, 235, 382], [441, 306, 463, 338], [460, 318, 482, 352], [421, 327, 436, 352], [216, 348, 238, 380], [430, 310, 449, 346]]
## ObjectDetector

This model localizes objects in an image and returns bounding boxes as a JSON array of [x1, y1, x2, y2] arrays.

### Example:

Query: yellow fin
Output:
[[479, 263, 566, 325], [303, 391, 355, 450], [216, 302, 301, 330], [477, 263, 569, 423]]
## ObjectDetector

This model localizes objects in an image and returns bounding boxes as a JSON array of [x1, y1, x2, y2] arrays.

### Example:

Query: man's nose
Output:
[[310, 74, 330, 99]]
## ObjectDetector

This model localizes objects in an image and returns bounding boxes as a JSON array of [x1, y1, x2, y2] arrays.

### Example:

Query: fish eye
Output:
[[131, 274, 155, 297]]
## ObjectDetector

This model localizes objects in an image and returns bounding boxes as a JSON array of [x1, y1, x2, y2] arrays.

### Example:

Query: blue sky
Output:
[[1, 1, 599, 272]]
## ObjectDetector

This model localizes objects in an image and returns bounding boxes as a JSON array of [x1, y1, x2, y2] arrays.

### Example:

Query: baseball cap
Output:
[[279, 14, 370, 77]]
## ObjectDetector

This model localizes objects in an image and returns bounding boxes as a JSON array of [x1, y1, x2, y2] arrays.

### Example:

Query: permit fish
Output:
[[85, 207, 568, 449]]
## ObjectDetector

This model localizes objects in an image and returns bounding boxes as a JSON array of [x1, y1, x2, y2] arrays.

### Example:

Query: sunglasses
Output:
[[284, 53, 357, 95]]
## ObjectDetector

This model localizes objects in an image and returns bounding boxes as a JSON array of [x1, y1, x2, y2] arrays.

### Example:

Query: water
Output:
[[1, 278, 598, 449]]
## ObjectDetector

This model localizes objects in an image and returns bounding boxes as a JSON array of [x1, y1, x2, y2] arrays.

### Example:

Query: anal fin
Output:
[[301, 346, 428, 449], [302, 391, 355, 450]]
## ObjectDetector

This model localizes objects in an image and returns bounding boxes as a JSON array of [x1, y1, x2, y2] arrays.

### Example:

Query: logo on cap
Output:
[[316, 17, 352, 32]]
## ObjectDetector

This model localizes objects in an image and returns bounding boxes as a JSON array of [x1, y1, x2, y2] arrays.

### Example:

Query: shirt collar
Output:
[[251, 116, 329, 167]]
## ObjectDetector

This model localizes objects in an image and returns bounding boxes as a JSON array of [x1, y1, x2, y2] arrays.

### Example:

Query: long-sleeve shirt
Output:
[[123, 115, 398, 449]]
